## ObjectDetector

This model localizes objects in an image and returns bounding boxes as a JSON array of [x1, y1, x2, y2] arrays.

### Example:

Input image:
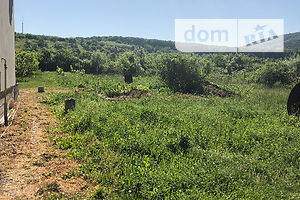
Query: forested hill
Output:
[[15, 33, 177, 54], [14, 32, 300, 75], [15, 33, 178, 73], [16, 31, 300, 54], [284, 32, 300, 50]]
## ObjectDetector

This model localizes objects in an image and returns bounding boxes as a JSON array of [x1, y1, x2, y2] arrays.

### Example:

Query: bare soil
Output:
[[203, 81, 236, 97], [0, 88, 93, 200]]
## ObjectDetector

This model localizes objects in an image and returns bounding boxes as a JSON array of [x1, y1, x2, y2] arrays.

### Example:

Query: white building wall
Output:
[[0, 0, 16, 90]]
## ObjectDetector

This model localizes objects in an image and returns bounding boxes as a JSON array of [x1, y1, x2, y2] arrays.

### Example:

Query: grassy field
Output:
[[19, 72, 299, 199]]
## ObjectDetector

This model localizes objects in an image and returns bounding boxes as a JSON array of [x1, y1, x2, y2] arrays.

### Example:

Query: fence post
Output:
[[38, 87, 45, 93], [65, 99, 76, 113]]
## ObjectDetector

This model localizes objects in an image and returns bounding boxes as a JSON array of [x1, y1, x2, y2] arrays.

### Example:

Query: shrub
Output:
[[255, 61, 295, 87], [70, 65, 85, 75], [159, 54, 205, 94], [289, 56, 300, 77], [56, 66, 64, 76], [15, 51, 39, 79]]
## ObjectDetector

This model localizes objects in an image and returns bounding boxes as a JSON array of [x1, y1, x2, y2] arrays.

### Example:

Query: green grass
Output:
[[23, 72, 299, 199], [18, 71, 66, 89]]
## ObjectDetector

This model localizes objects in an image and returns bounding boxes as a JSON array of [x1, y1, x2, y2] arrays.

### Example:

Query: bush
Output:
[[289, 56, 300, 77], [56, 66, 64, 76], [117, 52, 140, 76], [159, 54, 205, 94], [255, 61, 296, 87], [15, 51, 39, 79]]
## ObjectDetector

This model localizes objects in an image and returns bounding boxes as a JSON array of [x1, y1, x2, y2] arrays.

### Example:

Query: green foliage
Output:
[[53, 49, 78, 72], [14, 31, 300, 199], [15, 33, 177, 76], [56, 66, 64, 76], [15, 33, 300, 82], [117, 52, 141, 76], [17, 71, 65, 89], [21, 72, 300, 199], [284, 32, 300, 50], [15, 51, 39, 79], [201, 58, 213, 75], [70, 65, 86, 75], [255, 61, 296, 86], [160, 54, 205, 94], [117, 54, 131, 75], [88, 51, 108, 74], [289, 55, 300, 77], [46, 72, 162, 98], [14, 31, 300, 198]]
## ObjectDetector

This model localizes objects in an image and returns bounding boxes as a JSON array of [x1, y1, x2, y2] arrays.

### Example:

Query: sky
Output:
[[14, 0, 300, 41]]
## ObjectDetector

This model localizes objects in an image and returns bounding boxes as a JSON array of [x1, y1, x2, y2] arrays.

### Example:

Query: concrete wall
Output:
[[0, 0, 17, 123], [0, 0, 16, 90]]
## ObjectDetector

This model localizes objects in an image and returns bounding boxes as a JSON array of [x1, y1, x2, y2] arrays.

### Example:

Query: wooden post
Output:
[[124, 74, 133, 84], [38, 87, 45, 93], [287, 82, 300, 116], [65, 99, 76, 113], [14, 84, 19, 101]]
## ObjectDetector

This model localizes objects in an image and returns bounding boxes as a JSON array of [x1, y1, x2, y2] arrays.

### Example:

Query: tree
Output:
[[38, 47, 55, 71], [52, 49, 78, 72], [88, 51, 108, 74], [16, 51, 39, 79], [117, 52, 139, 76]]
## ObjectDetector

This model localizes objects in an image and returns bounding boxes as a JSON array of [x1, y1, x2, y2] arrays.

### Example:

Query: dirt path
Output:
[[0, 88, 92, 199]]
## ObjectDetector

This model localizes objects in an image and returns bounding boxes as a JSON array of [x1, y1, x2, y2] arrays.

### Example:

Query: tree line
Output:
[[15, 33, 300, 91]]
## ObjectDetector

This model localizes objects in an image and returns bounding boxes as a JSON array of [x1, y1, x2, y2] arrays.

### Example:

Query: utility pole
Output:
[[22, 16, 24, 34], [236, 18, 239, 53]]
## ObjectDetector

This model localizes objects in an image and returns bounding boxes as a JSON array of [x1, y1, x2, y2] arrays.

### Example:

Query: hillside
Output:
[[284, 32, 300, 50], [16, 31, 300, 54], [15, 33, 177, 54], [14, 32, 300, 78]]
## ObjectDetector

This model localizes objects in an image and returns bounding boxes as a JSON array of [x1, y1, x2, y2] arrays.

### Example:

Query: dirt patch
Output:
[[203, 81, 235, 98], [0, 88, 94, 199]]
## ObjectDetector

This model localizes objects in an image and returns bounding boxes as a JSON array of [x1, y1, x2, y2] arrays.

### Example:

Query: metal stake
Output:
[[1, 58, 8, 126]]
